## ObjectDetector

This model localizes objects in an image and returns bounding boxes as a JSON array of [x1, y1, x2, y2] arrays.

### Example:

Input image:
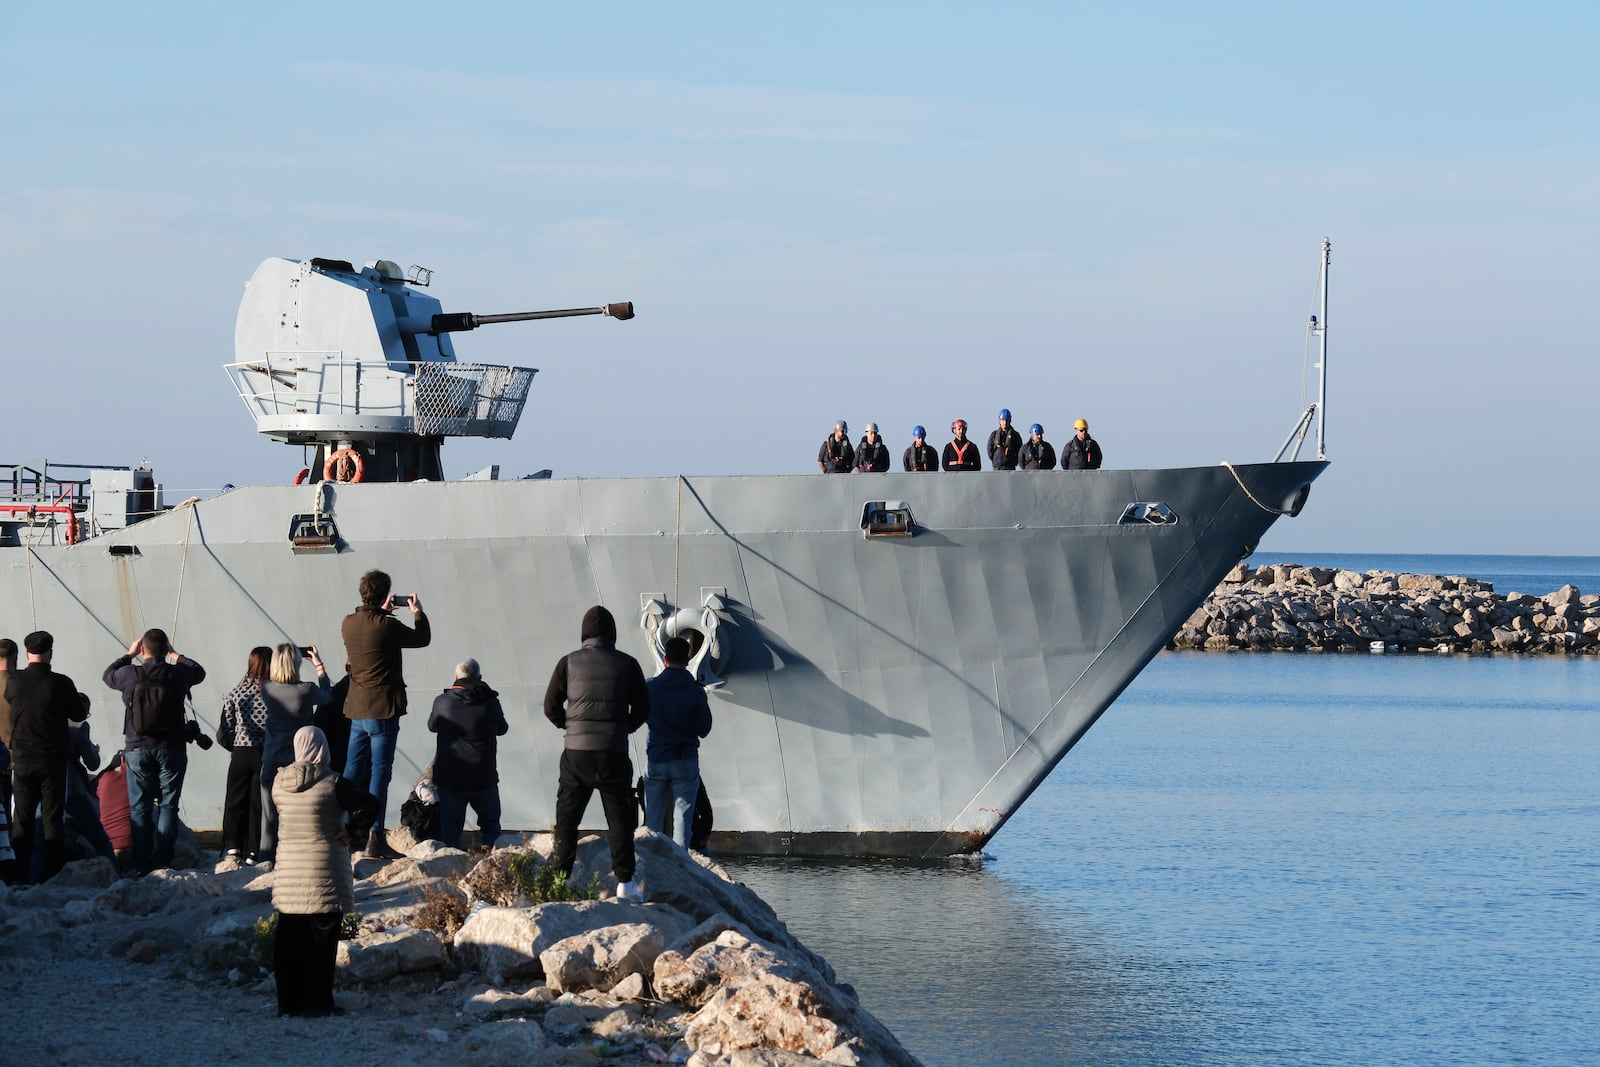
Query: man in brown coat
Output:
[[341, 569, 430, 858]]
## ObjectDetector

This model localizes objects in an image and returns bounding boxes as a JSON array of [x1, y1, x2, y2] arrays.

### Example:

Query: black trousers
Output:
[[275, 911, 341, 1015], [221, 746, 263, 856], [11, 758, 67, 884], [552, 748, 637, 883]]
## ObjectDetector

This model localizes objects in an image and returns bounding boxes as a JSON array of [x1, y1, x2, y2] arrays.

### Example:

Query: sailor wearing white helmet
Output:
[[817, 419, 855, 473], [854, 422, 890, 472]]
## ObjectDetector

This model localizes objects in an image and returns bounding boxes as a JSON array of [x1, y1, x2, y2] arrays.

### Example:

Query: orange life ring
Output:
[[323, 448, 366, 483], [293, 467, 311, 485]]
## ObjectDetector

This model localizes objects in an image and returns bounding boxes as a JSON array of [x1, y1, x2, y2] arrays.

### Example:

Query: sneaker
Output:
[[614, 879, 642, 901]]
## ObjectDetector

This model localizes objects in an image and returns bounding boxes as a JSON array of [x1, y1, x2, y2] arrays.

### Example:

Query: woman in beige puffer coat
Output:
[[270, 725, 376, 1017]]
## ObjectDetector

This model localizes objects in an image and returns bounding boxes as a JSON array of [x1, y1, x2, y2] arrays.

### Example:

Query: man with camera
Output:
[[103, 628, 208, 875], [341, 569, 430, 860], [8, 631, 89, 883]]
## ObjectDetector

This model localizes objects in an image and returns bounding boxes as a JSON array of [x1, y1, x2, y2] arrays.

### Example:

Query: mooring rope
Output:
[[24, 544, 37, 630], [1221, 461, 1291, 516], [171, 500, 197, 641]]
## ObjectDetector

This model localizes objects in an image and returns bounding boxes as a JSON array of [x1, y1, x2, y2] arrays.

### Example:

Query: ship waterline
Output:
[[2, 461, 1323, 857]]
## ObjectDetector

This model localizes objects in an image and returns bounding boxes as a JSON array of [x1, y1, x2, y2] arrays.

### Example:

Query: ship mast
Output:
[[1275, 238, 1331, 463], [1315, 237, 1329, 460]]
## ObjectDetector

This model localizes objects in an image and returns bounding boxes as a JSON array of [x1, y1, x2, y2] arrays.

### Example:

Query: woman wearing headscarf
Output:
[[217, 646, 272, 864], [257, 644, 331, 865], [271, 725, 376, 1017]]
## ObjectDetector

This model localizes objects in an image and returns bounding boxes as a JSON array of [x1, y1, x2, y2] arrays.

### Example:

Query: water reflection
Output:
[[725, 858, 1214, 1066]]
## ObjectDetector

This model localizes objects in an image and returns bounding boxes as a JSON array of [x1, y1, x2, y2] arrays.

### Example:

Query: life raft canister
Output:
[[324, 448, 365, 483]]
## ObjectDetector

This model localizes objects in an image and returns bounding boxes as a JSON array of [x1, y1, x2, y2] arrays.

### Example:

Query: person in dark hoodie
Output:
[[103, 627, 206, 875], [543, 605, 650, 899], [8, 630, 89, 882], [643, 637, 713, 850], [428, 658, 509, 850]]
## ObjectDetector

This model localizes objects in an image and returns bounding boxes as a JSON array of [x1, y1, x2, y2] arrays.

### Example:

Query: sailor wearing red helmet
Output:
[[942, 419, 981, 471]]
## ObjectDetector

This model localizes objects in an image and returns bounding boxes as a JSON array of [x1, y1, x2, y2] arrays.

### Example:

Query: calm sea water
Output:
[[725, 555, 1600, 1066]]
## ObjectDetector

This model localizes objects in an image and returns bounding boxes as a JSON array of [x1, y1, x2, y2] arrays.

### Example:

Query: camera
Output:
[[184, 719, 214, 750]]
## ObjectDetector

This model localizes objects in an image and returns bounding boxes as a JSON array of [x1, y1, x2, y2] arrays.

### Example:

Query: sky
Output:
[[2, 2, 1595, 555]]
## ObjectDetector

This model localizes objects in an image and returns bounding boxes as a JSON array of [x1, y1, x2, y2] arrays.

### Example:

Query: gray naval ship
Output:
[[0, 244, 1332, 858]]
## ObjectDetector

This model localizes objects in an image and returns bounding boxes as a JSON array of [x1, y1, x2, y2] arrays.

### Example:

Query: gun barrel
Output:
[[424, 302, 634, 333]]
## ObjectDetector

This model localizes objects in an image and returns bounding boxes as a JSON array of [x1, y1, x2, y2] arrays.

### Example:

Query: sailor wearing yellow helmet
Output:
[[1062, 418, 1103, 470]]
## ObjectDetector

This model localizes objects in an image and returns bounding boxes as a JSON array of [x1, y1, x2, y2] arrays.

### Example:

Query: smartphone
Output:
[[391, 595, 412, 608], [297, 646, 314, 658]]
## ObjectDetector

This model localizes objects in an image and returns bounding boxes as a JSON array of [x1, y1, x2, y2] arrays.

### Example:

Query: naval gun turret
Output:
[[225, 257, 632, 482]]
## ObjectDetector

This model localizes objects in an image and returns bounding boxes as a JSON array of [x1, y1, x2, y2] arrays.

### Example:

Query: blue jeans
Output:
[[645, 754, 700, 849], [437, 785, 502, 850], [344, 717, 399, 829], [127, 744, 187, 872]]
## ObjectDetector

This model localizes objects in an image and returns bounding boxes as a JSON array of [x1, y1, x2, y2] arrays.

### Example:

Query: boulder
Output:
[[461, 1018, 548, 1065], [609, 972, 648, 1001], [48, 857, 119, 889], [674, 931, 912, 1066], [409, 840, 478, 882], [1333, 570, 1364, 592], [540, 921, 666, 994], [461, 984, 556, 1020], [453, 898, 692, 984], [453, 905, 544, 982], [339, 925, 448, 984], [630, 834, 827, 975]]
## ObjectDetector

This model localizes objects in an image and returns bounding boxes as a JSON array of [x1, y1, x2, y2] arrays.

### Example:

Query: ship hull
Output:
[[1, 462, 1324, 858]]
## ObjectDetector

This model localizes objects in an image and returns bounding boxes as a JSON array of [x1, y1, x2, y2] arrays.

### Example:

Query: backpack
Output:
[[130, 664, 185, 739]]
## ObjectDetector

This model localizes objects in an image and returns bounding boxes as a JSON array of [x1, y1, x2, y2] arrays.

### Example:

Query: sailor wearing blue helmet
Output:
[[904, 425, 938, 471], [988, 409, 1022, 471], [1020, 423, 1057, 470]]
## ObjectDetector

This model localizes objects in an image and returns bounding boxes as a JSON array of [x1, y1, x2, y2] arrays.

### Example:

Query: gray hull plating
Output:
[[1, 462, 1324, 857]]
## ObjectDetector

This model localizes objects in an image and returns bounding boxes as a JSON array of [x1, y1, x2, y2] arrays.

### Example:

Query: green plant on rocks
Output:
[[506, 853, 602, 903]]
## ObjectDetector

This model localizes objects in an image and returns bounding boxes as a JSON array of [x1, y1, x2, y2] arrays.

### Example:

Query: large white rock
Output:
[[539, 921, 666, 993]]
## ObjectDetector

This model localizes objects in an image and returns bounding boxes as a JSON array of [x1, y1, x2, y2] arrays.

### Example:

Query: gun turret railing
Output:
[[225, 358, 539, 441]]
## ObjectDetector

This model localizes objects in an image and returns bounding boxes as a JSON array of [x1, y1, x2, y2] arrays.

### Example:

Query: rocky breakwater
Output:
[[1, 831, 921, 1067], [1170, 562, 1600, 654]]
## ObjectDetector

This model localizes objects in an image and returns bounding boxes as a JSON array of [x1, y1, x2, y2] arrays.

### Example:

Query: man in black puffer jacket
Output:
[[543, 606, 650, 898], [428, 657, 509, 850]]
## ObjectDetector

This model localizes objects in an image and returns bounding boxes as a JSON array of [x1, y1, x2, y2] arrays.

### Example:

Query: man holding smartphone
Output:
[[341, 569, 430, 859]]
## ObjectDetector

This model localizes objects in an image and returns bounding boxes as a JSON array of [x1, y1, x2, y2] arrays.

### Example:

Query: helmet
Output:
[[1029, 423, 1043, 436], [1074, 418, 1088, 430], [835, 419, 849, 432], [865, 422, 878, 433], [952, 418, 967, 432], [912, 425, 926, 438], [998, 408, 1011, 421]]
